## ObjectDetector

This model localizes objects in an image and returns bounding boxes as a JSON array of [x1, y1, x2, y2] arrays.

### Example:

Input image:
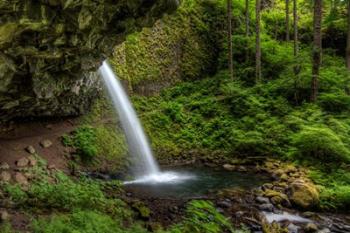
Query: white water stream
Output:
[[99, 61, 193, 184]]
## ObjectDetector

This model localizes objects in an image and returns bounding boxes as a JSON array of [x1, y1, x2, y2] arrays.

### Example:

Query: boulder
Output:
[[289, 179, 319, 209], [16, 157, 29, 167]]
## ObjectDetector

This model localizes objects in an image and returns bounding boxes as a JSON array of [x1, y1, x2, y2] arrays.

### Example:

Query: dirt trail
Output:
[[0, 118, 79, 173]]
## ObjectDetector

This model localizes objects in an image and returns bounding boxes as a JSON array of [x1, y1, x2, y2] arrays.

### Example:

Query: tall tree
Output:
[[293, 0, 299, 103], [245, 0, 250, 62], [293, 0, 298, 70], [256, 0, 262, 82], [246, 0, 250, 37], [286, 0, 290, 41], [347, 0, 350, 70], [311, 0, 322, 102], [227, 0, 233, 80]]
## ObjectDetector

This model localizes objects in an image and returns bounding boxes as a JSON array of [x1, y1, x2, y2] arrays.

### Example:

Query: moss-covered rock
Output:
[[289, 179, 320, 209], [0, 0, 180, 121]]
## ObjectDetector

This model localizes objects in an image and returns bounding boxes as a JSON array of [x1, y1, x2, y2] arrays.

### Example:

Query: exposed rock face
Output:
[[0, 0, 179, 121]]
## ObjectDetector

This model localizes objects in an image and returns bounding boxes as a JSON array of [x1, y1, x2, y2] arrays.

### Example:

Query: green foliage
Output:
[[5, 171, 130, 219], [32, 210, 147, 233], [112, 0, 223, 86], [309, 168, 350, 210], [166, 200, 247, 233], [290, 125, 350, 163], [0, 222, 15, 233], [63, 126, 98, 161]]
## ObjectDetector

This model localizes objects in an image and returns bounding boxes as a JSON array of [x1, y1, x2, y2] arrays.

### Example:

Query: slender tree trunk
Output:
[[256, 0, 262, 82], [245, 0, 250, 62], [286, 0, 290, 41], [293, 0, 299, 69], [227, 0, 233, 80], [293, 0, 299, 103], [311, 0, 322, 102], [346, 0, 350, 70], [245, 0, 249, 37]]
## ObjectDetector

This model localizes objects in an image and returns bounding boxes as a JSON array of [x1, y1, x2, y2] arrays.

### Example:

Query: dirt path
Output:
[[0, 118, 79, 173]]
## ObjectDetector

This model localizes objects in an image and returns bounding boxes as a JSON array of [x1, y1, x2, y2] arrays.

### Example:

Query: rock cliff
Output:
[[0, 0, 179, 121]]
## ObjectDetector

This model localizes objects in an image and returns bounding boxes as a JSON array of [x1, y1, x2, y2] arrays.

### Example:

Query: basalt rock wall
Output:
[[0, 0, 179, 121]]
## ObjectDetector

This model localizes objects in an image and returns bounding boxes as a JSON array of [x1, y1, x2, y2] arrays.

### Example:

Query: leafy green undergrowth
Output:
[[31, 201, 247, 233], [32, 210, 147, 233], [309, 168, 350, 210], [165, 200, 248, 233], [3, 167, 129, 218], [0, 222, 14, 233], [63, 126, 98, 161], [62, 123, 128, 170]]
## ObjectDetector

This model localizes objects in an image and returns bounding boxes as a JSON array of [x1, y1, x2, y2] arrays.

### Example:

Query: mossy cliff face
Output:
[[112, 0, 223, 95], [0, 0, 179, 121]]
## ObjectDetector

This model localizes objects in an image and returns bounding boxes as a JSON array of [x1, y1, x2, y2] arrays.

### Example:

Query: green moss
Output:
[[309, 168, 350, 210], [0, 23, 19, 47], [290, 125, 350, 163], [112, 0, 223, 88], [32, 210, 148, 233], [63, 126, 98, 161]]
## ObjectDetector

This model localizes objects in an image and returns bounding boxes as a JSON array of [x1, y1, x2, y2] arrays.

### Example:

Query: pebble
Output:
[[223, 164, 235, 171], [40, 139, 53, 148], [25, 145, 36, 154], [15, 172, 28, 186], [256, 196, 270, 204], [0, 171, 11, 182], [288, 223, 299, 233], [237, 166, 247, 172], [16, 157, 29, 167], [47, 164, 56, 170], [0, 210, 9, 222], [304, 223, 318, 232], [258, 203, 274, 212], [0, 162, 10, 170], [217, 200, 232, 208], [317, 228, 330, 233], [28, 155, 37, 166]]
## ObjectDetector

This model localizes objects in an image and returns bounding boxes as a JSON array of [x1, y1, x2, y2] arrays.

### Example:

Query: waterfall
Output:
[[99, 61, 194, 184], [99, 61, 160, 177]]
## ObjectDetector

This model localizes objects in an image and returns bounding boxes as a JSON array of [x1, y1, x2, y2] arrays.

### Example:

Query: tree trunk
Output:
[[245, 0, 250, 62], [293, 0, 299, 103], [286, 0, 290, 41], [346, 0, 350, 70], [256, 0, 262, 82], [311, 0, 322, 102], [293, 0, 298, 68], [227, 0, 234, 80]]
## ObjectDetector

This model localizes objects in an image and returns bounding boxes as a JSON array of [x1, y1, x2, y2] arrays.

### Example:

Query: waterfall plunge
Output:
[[99, 61, 193, 184]]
